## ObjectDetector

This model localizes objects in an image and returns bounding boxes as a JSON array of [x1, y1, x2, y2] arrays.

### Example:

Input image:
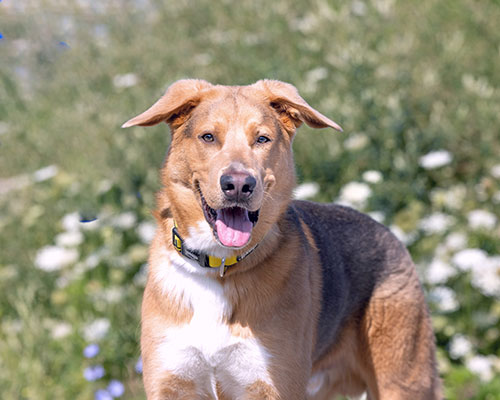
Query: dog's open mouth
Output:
[[200, 192, 259, 248]]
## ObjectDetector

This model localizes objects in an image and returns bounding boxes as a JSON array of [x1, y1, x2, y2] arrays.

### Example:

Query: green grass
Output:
[[1, 0, 500, 398]]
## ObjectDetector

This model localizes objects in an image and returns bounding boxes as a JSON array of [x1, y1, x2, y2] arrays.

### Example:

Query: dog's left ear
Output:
[[253, 79, 342, 133], [122, 79, 213, 128]]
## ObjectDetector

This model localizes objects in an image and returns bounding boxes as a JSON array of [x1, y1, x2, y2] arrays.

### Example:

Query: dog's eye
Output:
[[256, 135, 271, 144], [200, 133, 215, 143]]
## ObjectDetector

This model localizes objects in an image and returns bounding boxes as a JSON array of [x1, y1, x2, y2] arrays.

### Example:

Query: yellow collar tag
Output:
[[207, 254, 238, 268]]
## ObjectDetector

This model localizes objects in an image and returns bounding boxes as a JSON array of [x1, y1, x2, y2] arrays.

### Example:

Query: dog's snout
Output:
[[220, 173, 257, 202]]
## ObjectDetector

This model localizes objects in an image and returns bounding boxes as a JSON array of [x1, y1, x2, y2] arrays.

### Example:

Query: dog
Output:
[[122, 79, 441, 399]]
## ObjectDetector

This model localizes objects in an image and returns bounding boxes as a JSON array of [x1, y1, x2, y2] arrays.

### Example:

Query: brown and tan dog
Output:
[[123, 79, 441, 400]]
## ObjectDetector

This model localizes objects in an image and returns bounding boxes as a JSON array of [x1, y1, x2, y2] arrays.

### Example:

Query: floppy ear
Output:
[[253, 79, 342, 133], [121, 79, 213, 128]]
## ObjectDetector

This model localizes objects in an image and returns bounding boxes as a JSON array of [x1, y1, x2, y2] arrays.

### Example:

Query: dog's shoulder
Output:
[[286, 200, 415, 358]]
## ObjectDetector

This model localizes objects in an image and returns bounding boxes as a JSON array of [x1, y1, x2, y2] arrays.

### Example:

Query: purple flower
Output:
[[84, 365, 105, 381], [135, 357, 143, 374], [107, 380, 125, 397], [83, 343, 100, 358], [95, 389, 113, 400]]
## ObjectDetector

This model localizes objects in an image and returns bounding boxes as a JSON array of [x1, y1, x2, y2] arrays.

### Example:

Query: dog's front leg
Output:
[[143, 374, 199, 400], [242, 380, 282, 399]]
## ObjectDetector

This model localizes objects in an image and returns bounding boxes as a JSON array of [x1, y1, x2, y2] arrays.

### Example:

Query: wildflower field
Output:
[[1, 0, 499, 399]]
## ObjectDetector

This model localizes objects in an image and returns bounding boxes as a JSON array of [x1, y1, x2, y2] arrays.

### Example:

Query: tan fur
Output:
[[245, 380, 281, 399], [123, 79, 441, 399], [155, 374, 198, 400]]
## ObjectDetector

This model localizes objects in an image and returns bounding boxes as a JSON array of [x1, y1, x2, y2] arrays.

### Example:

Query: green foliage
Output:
[[1, 0, 499, 398]]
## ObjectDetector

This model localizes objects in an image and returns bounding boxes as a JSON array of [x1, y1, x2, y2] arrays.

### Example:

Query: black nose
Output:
[[220, 173, 257, 202]]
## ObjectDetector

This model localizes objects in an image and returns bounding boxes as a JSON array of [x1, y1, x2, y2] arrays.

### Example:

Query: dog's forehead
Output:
[[195, 86, 273, 127]]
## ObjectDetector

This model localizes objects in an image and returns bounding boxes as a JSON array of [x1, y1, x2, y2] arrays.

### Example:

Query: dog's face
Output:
[[123, 80, 341, 256]]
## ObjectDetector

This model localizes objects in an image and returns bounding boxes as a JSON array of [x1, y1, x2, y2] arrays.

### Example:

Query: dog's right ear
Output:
[[121, 79, 213, 128]]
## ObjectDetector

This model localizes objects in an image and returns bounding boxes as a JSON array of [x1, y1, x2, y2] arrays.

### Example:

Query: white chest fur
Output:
[[152, 249, 274, 398]]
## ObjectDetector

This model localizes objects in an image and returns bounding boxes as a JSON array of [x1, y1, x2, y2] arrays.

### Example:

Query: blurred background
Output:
[[1, 0, 499, 399]]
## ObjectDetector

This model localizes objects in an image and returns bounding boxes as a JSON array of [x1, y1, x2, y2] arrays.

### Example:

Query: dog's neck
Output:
[[171, 221, 259, 277]]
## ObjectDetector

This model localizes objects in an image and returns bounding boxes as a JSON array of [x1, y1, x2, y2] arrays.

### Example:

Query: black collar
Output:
[[172, 225, 258, 277]]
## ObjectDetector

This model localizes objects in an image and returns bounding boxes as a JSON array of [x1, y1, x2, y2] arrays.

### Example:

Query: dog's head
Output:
[[123, 79, 341, 257]]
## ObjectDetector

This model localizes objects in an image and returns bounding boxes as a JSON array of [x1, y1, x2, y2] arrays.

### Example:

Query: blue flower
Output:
[[80, 215, 98, 223], [84, 365, 105, 381], [95, 389, 113, 400], [83, 343, 100, 358], [107, 380, 125, 397], [135, 357, 143, 374]]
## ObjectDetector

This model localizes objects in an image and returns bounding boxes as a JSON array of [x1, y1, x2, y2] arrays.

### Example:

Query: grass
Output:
[[1, 0, 500, 398]]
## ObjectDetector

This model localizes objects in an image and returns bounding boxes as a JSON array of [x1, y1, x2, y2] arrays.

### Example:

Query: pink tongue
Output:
[[215, 207, 253, 247]]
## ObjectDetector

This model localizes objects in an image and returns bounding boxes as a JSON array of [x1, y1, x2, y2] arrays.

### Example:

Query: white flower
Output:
[[305, 67, 328, 85], [101, 287, 125, 304], [351, 0, 367, 16], [452, 248, 488, 272], [55, 276, 69, 289], [338, 181, 372, 208], [368, 211, 385, 223], [289, 14, 318, 33], [466, 355, 494, 382], [294, 182, 320, 200], [2, 319, 22, 334], [362, 170, 383, 184], [62, 212, 81, 232], [97, 179, 113, 194], [462, 74, 494, 98], [419, 150, 453, 169], [193, 53, 212, 66], [55, 231, 84, 247], [302, 67, 329, 94], [83, 318, 110, 342], [430, 185, 466, 210], [445, 185, 467, 209], [113, 73, 138, 88], [471, 256, 500, 298], [33, 165, 59, 182], [35, 246, 79, 272], [491, 164, 500, 179], [449, 334, 473, 359], [85, 253, 101, 269], [51, 321, 73, 339], [429, 286, 459, 313], [137, 221, 157, 244], [389, 224, 416, 245], [133, 263, 148, 287], [467, 209, 497, 230], [426, 259, 457, 285], [111, 212, 137, 229], [445, 232, 467, 251], [0, 121, 9, 135], [344, 133, 369, 151], [419, 213, 455, 235], [81, 218, 100, 231], [493, 191, 500, 205]]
